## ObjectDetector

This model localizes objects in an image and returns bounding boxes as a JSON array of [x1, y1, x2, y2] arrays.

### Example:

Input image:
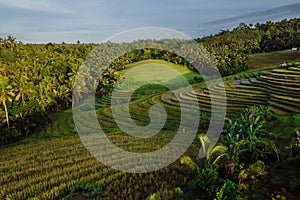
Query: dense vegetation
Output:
[[177, 107, 300, 200], [198, 18, 300, 53], [0, 17, 299, 199], [0, 41, 95, 142]]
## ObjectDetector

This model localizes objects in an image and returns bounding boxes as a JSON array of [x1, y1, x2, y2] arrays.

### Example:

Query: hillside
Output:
[[1, 59, 300, 199], [1, 18, 300, 200]]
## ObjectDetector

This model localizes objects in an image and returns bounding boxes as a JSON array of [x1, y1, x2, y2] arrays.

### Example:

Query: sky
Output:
[[0, 0, 300, 43]]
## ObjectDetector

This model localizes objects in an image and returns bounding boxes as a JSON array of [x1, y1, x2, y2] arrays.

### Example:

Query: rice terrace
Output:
[[0, 14, 300, 200]]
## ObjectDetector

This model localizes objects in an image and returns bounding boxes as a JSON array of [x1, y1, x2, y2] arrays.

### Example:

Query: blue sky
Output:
[[0, 0, 299, 43]]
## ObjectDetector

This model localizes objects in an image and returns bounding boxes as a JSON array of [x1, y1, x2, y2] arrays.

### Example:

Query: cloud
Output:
[[0, 0, 71, 13], [187, 2, 300, 37], [1, 0, 300, 43]]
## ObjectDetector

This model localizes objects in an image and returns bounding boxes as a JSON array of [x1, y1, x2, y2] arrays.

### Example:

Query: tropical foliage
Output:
[[0, 41, 95, 142], [177, 106, 299, 200]]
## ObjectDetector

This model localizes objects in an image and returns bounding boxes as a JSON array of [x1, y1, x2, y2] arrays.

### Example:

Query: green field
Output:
[[1, 58, 300, 199], [120, 60, 202, 86]]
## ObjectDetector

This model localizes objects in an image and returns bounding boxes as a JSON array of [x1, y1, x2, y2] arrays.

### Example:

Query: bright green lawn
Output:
[[120, 59, 201, 86]]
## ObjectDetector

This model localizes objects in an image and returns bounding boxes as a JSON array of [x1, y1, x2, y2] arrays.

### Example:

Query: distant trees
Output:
[[195, 18, 300, 74], [198, 18, 300, 54], [258, 19, 300, 51], [0, 36, 16, 50]]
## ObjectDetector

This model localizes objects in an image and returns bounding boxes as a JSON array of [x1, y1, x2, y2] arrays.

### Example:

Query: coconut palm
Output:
[[6, 35, 16, 50], [0, 84, 14, 128]]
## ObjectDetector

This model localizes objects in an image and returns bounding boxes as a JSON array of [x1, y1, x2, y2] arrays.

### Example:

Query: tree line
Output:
[[198, 18, 300, 53]]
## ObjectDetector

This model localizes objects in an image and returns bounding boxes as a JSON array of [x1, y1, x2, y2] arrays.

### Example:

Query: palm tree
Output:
[[13, 74, 29, 104], [6, 36, 16, 50], [0, 38, 4, 50], [0, 84, 14, 128], [36, 81, 53, 112]]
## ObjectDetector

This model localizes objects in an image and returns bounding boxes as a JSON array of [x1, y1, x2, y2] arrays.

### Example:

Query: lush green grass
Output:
[[120, 59, 202, 86]]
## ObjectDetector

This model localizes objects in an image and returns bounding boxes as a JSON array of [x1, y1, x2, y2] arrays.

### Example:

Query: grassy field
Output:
[[120, 60, 202, 85], [1, 59, 300, 199]]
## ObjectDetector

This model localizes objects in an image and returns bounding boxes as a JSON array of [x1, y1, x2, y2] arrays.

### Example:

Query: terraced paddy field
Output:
[[0, 133, 200, 199], [248, 49, 300, 69], [1, 60, 300, 199], [163, 62, 300, 116], [96, 61, 300, 131]]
